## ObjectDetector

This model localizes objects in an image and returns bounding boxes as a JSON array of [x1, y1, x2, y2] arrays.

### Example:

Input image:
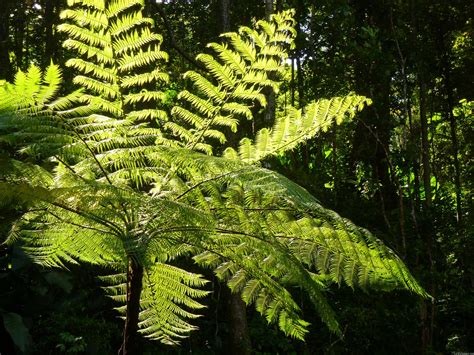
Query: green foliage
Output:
[[0, 63, 62, 112], [0, 0, 428, 348], [168, 10, 296, 154], [102, 264, 209, 344], [2, 312, 31, 353], [224, 95, 371, 163], [59, 0, 169, 123]]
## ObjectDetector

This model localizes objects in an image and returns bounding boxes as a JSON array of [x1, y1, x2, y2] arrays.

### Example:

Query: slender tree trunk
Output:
[[418, 71, 435, 355], [419, 76, 435, 355], [410, 85, 421, 213], [332, 126, 338, 207], [296, 56, 304, 107], [291, 58, 295, 106], [228, 292, 251, 355], [221, 0, 231, 33], [119, 258, 144, 355], [263, 89, 276, 124], [407, 2, 436, 350], [443, 59, 462, 223], [275, 0, 283, 12], [44, 0, 59, 63], [264, 0, 274, 20], [391, 9, 412, 256], [263, 0, 276, 125], [350, 0, 398, 214], [419, 78, 431, 207], [0, 0, 13, 80], [13, 0, 26, 70]]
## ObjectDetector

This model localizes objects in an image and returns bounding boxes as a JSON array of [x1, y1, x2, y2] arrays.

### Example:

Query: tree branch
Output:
[[152, 3, 205, 71]]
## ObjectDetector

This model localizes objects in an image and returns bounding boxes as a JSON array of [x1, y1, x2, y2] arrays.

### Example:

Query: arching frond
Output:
[[169, 10, 297, 152], [223, 95, 372, 163], [188, 164, 429, 336], [59, 0, 169, 132]]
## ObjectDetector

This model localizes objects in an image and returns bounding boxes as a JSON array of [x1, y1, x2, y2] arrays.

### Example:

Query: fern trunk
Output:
[[229, 292, 251, 355], [120, 258, 144, 355]]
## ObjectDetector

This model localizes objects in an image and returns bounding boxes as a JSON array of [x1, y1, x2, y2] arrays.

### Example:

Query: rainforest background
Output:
[[0, 0, 472, 354]]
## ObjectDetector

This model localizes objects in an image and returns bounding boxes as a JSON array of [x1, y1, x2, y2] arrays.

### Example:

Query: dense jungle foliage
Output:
[[0, 0, 472, 354]]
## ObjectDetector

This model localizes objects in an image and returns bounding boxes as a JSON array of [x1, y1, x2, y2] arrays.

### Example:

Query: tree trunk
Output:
[[409, 2, 436, 350], [265, 0, 274, 20], [221, 0, 231, 33], [263, 0, 276, 125], [295, 0, 305, 108], [349, 0, 397, 213], [419, 78, 431, 208], [13, 0, 26, 70], [418, 51, 435, 355], [44, 0, 60, 64], [263, 89, 276, 125], [296, 56, 304, 107], [443, 57, 462, 223], [228, 291, 251, 355], [119, 258, 144, 355], [0, 0, 13, 80], [275, 0, 283, 12]]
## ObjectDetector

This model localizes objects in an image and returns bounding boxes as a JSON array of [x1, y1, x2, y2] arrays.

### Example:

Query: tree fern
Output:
[[0, 2, 429, 352]]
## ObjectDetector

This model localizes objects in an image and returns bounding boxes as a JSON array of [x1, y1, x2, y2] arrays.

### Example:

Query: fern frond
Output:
[[207, 43, 247, 75], [106, 0, 143, 18], [77, 95, 123, 117], [73, 75, 120, 99], [123, 91, 166, 105], [182, 71, 225, 103], [127, 109, 167, 122], [188, 163, 428, 336], [197, 54, 237, 89], [109, 12, 154, 37], [138, 264, 208, 344], [118, 47, 168, 73], [169, 9, 297, 151], [223, 95, 372, 163], [58, 23, 110, 48], [113, 28, 163, 55], [38, 63, 63, 104], [220, 33, 256, 62], [60, 8, 108, 31], [121, 69, 169, 89], [63, 39, 114, 64], [66, 58, 116, 81]]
